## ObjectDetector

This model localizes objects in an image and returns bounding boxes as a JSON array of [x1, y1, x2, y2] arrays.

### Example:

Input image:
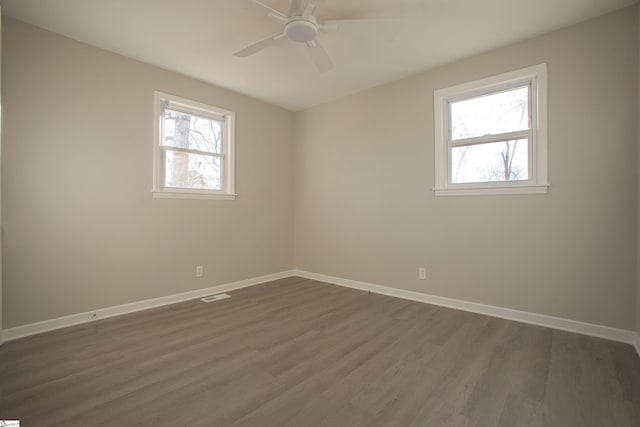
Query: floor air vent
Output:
[[200, 293, 231, 303]]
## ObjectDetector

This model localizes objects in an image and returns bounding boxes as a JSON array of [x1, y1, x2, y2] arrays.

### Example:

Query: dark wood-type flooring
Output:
[[1, 276, 640, 426]]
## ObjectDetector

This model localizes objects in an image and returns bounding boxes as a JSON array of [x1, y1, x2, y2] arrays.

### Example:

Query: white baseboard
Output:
[[4, 268, 638, 354], [295, 270, 637, 346], [2, 270, 296, 342]]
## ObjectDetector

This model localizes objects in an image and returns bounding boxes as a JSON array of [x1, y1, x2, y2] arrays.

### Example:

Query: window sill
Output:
[[433, 184, 549, 197], [152, 191, 237, 200]]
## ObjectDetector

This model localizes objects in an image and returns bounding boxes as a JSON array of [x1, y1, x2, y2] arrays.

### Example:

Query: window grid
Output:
[[446, 83, 534, 185], [152, 92, 236, 200], [433, 64, 548, 196]]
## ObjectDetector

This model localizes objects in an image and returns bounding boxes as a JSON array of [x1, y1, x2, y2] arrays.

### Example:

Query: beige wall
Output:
[[3, 7, 640, 333], [2, 18, 294, 328], [294, 7, 638, 330]]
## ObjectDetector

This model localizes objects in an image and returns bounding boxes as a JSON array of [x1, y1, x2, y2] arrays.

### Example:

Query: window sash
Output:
[[432, 63, 547, 196], [153, 91, 236, 199], [161, 106, 225, 155], [159, 105, 227, 191], [447, 134, 534, 185], [447, 82, 532, 142], [162, 148, 225, 191], [161, 144, 227, 192], [448, 135, 531, 184], [445, 81, 535, 186]]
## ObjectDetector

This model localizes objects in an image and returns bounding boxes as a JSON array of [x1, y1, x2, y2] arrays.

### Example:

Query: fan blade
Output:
[[251, 0, 287, 18], [234, 32, 286, 57], [287, 0, 299, 17], [302, 2, 316, 19], [306, 39, 333, 72], [317, 22, 338, 31], [323, 17, 408, 27]]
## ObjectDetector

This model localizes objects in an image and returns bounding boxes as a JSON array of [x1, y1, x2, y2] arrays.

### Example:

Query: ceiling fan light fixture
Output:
[[236, 1, 336, 72], [285, 19, 317, 42]]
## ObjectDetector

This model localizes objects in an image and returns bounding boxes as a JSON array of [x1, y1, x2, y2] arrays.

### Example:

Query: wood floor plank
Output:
[[1, 277, 639, 426], [497, 393, 543, 427]]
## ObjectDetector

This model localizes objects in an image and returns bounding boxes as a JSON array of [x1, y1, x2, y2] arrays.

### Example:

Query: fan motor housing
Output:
[[286, 19, 317, 43]]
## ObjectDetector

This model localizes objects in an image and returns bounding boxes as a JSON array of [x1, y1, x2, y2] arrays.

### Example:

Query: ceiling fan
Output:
[[234, 0, 355, 72]]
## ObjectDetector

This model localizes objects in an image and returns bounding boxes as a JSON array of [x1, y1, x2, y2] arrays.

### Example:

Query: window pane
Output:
[[451, 139, 528, 184], [450, 86, 529, 140], [162, 109, 222, 154], [164, 150, 222, 190]]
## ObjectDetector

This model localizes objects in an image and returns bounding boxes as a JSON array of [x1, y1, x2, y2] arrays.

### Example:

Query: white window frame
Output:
[[433, 63, 548, 196], [152, 91, 236, 200]]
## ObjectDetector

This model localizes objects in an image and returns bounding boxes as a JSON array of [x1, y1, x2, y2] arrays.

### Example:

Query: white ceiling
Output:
[[1, 0, 636, 111]]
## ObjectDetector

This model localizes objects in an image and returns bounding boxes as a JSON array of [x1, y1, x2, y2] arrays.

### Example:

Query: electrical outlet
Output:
[[196, 266, 204, 277], [418, 267, 426, 280]]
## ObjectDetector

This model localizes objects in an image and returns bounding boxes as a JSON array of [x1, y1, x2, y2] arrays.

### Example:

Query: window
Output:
[[433, 64, 548, 196], [153, 92, 236, 199]]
